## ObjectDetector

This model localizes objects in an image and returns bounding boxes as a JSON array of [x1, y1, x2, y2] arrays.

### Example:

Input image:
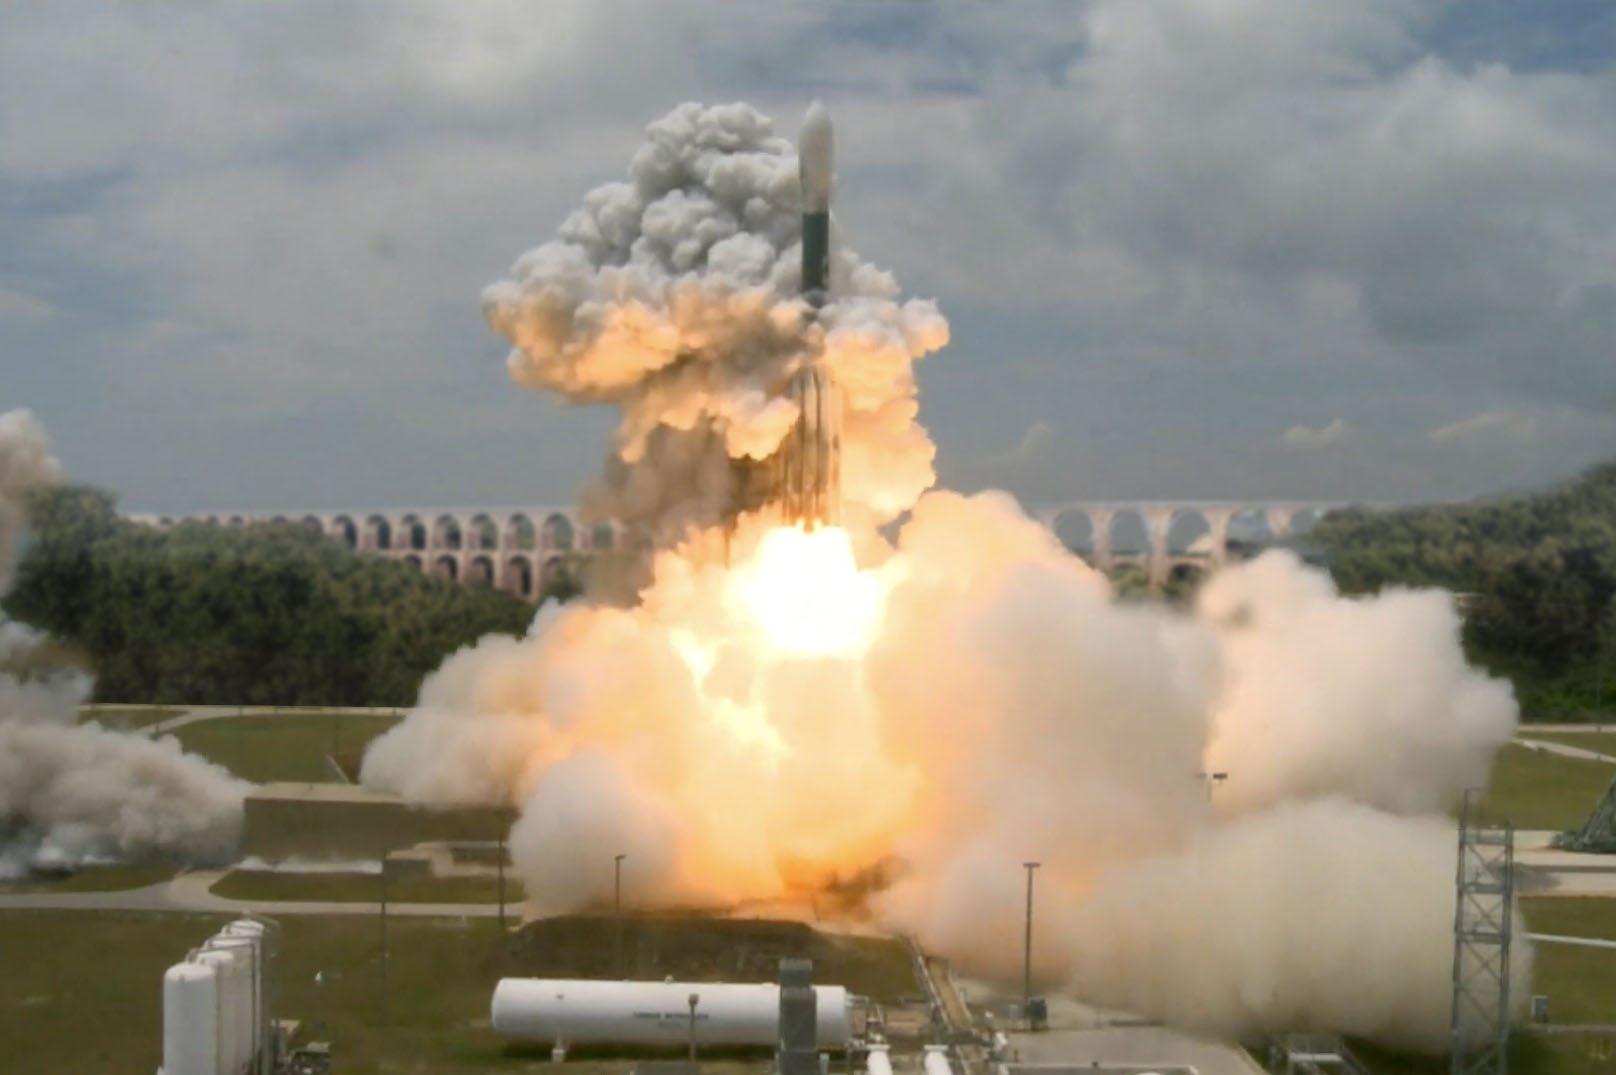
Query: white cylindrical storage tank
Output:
[[193, 948, 238, 1075], [164, 961, 220, 1075], [222, 920, 266, 1072], [207, 934, 256, 1074], [866, 1044, 894, 1075], [490, 979, 852, 1049], [924, 1045, 954, 1075]]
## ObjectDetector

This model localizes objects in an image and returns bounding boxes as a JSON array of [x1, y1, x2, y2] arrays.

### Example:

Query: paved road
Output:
[[82, 703, 404, 738], [1530, 932, 1616, 951], [1008, 1026, 1266, 1075], [1519, 724, 1616, 734], [1517, 737, 1616, 764]]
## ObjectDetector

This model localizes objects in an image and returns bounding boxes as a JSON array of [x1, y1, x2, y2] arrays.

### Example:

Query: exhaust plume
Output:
[[364, 103, 1525, 1050], [0, 409, 248, 878]]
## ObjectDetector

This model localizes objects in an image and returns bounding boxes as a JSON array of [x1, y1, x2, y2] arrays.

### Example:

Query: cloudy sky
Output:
[[3, 0, 1614, 513]]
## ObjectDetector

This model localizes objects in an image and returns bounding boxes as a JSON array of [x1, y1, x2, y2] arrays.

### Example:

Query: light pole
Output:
[[1196, 769, 1228, 801], [614, 853, 627, 977], [1022, 861, 1039, 1029]]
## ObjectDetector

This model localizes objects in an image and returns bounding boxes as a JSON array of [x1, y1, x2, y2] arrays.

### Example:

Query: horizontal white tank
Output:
[[491, 979, 852, 1049], [163, 961, 220, 1075]]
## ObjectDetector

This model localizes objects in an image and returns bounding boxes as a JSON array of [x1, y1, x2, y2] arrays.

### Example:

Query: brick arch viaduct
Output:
[[127, 500, 1348, 599]]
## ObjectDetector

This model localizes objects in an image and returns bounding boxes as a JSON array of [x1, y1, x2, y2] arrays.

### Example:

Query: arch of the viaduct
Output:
[[1031, 500, 1345, 586], [125, 507, 619, 602]]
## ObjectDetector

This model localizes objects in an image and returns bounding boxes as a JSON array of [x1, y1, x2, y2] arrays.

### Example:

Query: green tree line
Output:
[[1310, 461, 1616, 716], [2, 483, 558, 707]]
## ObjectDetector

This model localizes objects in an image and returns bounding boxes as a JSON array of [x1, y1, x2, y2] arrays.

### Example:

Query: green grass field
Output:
[[1521, 899, 1616, 1025], [0, 910, 907, 1075], [1523, 732, 1616, 759], [168, 713, 399, 784], [210, 870, 525, 904], [1353, 901, 1616, 1075], [1477, 744, 1615, 831], [0, 863, 176, 893]]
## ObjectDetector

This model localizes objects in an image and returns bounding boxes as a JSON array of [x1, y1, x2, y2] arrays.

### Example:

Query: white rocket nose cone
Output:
[[798, 101, 835, 212]]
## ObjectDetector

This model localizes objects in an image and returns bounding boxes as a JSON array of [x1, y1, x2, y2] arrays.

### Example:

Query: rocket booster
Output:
[[728, 102, 844, 536], [775, 101, 842, 528], [798, 101, 834, 307]]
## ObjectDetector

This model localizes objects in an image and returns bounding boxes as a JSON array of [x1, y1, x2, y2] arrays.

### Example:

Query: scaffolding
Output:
[[1450, 788, 1515, 1075]]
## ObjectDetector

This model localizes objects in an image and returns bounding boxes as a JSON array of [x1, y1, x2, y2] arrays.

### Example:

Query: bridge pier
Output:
[[1089, 508, 1116, 573]]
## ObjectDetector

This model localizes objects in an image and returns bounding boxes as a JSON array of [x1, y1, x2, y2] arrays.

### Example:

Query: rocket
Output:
[[729, 102, 844, 535]]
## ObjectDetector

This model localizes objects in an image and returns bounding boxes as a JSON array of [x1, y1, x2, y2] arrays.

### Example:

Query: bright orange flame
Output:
[[729, 525, 884, 657]]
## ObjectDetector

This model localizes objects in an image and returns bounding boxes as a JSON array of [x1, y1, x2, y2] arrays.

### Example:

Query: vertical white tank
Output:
[[866, 1044, 894, 1075], [163, 961, 220, 1075], [222, 920, 266, 1071], [924, 1045, 954, 1075], [193, 948, 239, 1075], [206, 934, 257, 1074]]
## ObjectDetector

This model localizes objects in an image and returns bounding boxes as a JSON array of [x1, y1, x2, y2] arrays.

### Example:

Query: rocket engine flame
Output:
[[729, 525, 882, 658]]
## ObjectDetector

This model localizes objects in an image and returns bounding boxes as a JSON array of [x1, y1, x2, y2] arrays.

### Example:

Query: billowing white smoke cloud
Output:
[[0, 409, 248, 878], [481, 101, 947, 538], [364, 104, 1525, 1051]]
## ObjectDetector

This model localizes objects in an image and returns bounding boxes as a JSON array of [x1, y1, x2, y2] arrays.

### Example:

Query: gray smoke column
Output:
[[0, 408, 248, 877], [366, 103, 1528, 1052]]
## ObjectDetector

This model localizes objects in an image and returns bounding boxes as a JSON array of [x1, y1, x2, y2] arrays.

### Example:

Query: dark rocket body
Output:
[[728, 103, 843, 537]]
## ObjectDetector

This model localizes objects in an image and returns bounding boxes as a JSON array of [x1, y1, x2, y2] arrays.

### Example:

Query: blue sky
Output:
[[2, 1, 1614, 513]]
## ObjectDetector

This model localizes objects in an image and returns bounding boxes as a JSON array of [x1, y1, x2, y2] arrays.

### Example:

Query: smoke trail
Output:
[[364, 103, 1525, 1051], [0, 409, 248, 878]]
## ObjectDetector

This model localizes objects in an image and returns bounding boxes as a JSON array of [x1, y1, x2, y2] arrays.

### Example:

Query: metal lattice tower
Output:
[[1450, 788, 1515, 1075]]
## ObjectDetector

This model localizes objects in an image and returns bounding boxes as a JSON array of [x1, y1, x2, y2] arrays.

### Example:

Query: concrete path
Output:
[[1517, 737, 1616, 764], [1530, 933, 1616, 951], [81, 703, 404, 739], [1008, 1026, 1266, 1075], [1519, 724, 1616, 734]]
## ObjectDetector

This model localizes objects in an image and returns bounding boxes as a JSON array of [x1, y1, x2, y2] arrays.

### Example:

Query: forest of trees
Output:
[[2, 483, 558, 706], [1310, 461, 1616, 716]]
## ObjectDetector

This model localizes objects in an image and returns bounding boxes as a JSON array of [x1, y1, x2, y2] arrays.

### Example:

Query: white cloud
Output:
[[1283, 417, 1350, 448], [1, 1, 1614, 509], [997, 421, 1056, 464], [0, 288, 52, 320], [1426, 410, 1538, 445]]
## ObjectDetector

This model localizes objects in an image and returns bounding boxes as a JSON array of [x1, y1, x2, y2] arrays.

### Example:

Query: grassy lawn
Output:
[[0, 863, 176, 893], [78, 705, 184, 730], [1521, 899, 1616, 1025], [0, 909, 903, 1074], [168, 713, 399, 784], [1523, 732, 1616, 759], [1477, 744, 1615, 831], [210, 870, 524, 904], [1353, 901, 1616, 1075], [1354, 1035, 1615, 1075]]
